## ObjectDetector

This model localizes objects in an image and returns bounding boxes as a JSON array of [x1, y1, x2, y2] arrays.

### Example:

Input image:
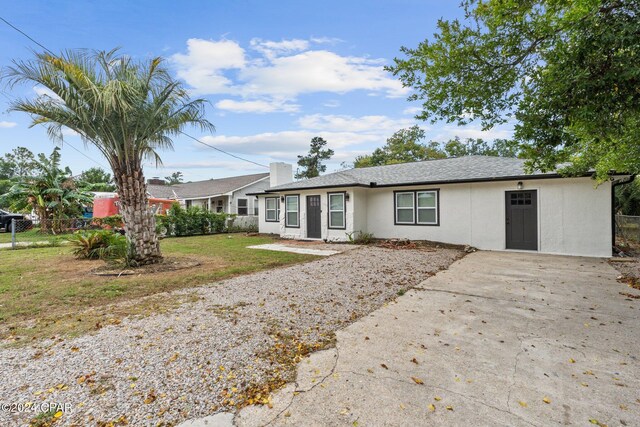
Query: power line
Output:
[[0, 16, 53, 55], [179, 131, 269, 169], [0, 15, 270, 170]]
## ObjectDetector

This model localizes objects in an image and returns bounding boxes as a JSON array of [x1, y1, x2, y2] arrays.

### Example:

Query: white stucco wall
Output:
[[365, 177, 612, 257], [229, 179, 269, 216], [258, 177, 612, 257], [257, 195, 282, 235], [274, 188, 355, 242]]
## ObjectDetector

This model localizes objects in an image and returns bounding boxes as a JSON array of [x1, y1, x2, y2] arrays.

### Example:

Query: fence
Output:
[[615, 215, 640, 243], [2, 218, 96, 249]]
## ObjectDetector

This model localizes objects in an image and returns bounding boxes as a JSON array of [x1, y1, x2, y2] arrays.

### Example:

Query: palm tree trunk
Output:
[[114, 166, 162, 265]]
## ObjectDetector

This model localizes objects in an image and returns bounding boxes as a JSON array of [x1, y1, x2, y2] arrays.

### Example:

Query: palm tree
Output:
[[4, 49, 213, 264]]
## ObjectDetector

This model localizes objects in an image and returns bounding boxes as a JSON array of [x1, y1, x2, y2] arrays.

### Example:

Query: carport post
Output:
[[11, 218, 16, 249]]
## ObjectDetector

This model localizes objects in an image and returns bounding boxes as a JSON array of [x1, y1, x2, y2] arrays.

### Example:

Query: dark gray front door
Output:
[[306, 195, 321, 239], [505, 190, 538, 250]]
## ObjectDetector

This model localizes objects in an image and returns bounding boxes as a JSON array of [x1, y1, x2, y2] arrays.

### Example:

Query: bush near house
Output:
[[156, 204, 229, 237]]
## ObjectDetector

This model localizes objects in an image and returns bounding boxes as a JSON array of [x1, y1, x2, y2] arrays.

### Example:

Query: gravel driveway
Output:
[[0, 246, 462, 426]]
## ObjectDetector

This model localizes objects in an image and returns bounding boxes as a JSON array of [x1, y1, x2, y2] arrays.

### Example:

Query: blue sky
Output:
[[0, 1, 513, 181]]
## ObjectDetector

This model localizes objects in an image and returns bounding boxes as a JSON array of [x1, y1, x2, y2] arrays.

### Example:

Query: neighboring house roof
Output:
[[147, 173, 269, 199], [264, 156, 586, 193]]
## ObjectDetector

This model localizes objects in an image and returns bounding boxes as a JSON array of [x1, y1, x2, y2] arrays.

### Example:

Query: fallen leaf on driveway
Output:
[[380, 364, 388, 370], [569, 358, 576, 363], [411, 358, 419, 364], [434, 396, 442, 401], [542, 397, 551, 404], [412, 377, 424, 385], [428, 404, 435, 412], [446, 406, 454, 411], [518, 401, 528, 408]]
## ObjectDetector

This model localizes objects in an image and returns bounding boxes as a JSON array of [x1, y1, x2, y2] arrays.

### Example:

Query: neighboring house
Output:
[[253, 156, 632, 257], [147, 173, 270, 221]]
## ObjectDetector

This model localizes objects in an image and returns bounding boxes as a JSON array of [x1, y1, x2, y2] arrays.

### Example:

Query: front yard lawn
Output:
[[0, 228, 75, 244], [0, 234, 318, 342]]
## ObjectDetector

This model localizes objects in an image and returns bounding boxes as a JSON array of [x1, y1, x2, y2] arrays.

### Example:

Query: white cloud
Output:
[[33, 85, 62, 101], [0, 121, 17, 128], [433, 125, 513, 141], [193, 113, 419, 162], [238, 50, 405, 98], [171, 39, 246, 94], [402, 106, 422, 115], [171, 37, 408, 110], [323, 100, 341, 108], [309, 36, 343, 45], [298, 114, 414, 133], [250, 38, 309, 59], [215, 99, 299, 114]]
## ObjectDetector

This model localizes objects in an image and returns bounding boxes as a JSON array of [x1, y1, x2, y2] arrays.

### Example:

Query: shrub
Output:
[[156, 203, 228, 237], [346, 231, 375, 245], [67, 229, 128, 261]]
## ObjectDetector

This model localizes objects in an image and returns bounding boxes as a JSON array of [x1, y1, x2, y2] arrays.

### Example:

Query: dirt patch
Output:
[[608, 256, 640, 299], [92, 257, 201, 276]]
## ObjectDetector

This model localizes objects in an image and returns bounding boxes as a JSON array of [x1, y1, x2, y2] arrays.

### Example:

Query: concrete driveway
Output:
[[236, 251, 639, 427]]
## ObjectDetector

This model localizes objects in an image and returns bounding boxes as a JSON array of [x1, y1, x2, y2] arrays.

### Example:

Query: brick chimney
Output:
[[147, 177, 165, 185]]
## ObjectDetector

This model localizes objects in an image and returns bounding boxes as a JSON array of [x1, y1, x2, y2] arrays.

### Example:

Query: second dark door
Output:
[[505, 190, 538, 250], [306, 195, 321, 239]]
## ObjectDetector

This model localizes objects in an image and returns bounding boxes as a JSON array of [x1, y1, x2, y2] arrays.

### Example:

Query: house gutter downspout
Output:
[[612, 174, 636, 247]]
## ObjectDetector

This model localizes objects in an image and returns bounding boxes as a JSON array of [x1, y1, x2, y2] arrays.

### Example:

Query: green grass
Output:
[[0, 234, 318, 343], [0, 228, 75, 244]]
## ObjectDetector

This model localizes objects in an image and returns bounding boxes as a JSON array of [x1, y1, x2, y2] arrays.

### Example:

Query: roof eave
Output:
[[257, 172, 610, 193]]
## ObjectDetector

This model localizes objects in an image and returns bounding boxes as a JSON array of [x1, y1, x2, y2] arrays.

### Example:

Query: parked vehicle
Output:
[[0, 209, 33, 232]]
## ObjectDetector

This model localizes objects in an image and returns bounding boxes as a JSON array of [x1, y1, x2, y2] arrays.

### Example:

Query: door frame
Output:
[[504, 189, 540, 251], [306, 194, 322, 239]]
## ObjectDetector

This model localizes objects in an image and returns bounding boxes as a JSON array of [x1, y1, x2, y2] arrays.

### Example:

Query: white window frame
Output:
[[416, 191, 438, 225], [328, 192, 346, 229], [285, 195, 299, 228], [395, 192, 415, 224], [265, 197, 280, 222]]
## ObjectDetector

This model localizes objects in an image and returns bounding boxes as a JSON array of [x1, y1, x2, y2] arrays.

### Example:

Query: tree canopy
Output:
[[165, 171, 184, 185], [353, 126, 517, 168], [0, 147, 37, 179], [77, 167, 116, 192], [388, 0, 640, 180], [1, 147, 93, 229], [296, 137, 334, 179]]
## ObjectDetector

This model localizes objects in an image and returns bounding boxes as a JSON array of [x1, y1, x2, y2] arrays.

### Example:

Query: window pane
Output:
[[266, 198, 275, 210], [397, 208, 414, 223], [418, 208, 436, 223], [266, 210, 276, 221], [396, 193, 414, 208], [238, 199, 247, 207], [330, 211, 344, 228], [287, 212, 298, 226], [329, 194, 344, 211], [286, 196, 298, 211], [417, 192, 436, 208]]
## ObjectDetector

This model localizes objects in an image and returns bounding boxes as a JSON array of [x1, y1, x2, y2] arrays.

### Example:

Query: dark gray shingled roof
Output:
[[147, 173, 269, 199], [266, 156, 561, 192]]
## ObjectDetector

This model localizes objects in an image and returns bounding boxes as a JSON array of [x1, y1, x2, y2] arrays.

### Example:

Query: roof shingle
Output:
[[147, 173, 269, 199], [267, 156, 557, 192]]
